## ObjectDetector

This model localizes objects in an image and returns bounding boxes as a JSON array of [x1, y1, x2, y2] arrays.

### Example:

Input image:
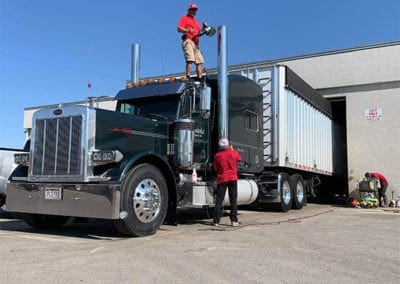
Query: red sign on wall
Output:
[[364, 107, 382, 121]]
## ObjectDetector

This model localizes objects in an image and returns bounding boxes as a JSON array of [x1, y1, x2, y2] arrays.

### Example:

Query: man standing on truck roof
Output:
[[365, 172, 389, 207], [213, 138, 242, 227], [177, 3, 205, 80]]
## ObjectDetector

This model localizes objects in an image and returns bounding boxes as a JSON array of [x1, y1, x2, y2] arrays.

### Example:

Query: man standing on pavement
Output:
[[365, 172, 389, 207], [177, 3, 204, 80], [213, 137, 242, 227]]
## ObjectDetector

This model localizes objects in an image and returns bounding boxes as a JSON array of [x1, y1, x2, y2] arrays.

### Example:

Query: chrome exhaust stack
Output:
[[217, 26, 228, 139], [131, 43, 140, 83]]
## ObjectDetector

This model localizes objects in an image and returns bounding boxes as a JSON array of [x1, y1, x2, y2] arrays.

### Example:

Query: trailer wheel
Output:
[[290, 174, 305, 210], [114, 163, 168, 237], [18, 213, 70, 229], [277, 173, 292, 212]]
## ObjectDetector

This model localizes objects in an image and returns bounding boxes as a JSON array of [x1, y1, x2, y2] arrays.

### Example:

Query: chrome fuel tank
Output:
[[173, 119, 194, 169]]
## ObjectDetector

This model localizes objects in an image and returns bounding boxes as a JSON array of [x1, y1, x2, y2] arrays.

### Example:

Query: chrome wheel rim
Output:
[[282, 180, 291, 205], [133, 178, 161, 223], [296, 181, 304, 203]]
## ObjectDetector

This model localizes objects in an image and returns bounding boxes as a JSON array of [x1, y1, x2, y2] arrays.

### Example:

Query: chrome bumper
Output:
[[5, 182, 121, 219]]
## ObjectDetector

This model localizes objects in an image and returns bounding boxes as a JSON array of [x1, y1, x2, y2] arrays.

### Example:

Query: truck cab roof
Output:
[[115, 80, 188, 101]]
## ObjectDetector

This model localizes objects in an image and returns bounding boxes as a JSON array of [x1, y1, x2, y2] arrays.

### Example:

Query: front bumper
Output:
[[6, 182, 121, 219]]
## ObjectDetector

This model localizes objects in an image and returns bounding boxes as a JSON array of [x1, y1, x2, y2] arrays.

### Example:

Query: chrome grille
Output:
[[32, 116, 83, 176]]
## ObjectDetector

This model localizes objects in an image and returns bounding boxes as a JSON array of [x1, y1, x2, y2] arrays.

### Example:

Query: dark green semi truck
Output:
[[6, 27, 341, 236]]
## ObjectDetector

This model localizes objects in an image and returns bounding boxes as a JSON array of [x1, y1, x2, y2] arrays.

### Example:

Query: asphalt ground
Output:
[[0, 204, 399, 283]]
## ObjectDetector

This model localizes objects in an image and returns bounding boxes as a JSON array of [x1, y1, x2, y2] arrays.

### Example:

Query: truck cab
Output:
[[6, 74, 264, 236], [116, 74, 264, 173]]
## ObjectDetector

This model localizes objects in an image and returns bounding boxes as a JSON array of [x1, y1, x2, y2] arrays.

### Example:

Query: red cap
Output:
[[188, 3, 198, 10]]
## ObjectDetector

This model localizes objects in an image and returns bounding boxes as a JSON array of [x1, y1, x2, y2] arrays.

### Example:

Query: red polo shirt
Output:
[[370, 172, 388, 186], [178, 14, 201, 46], [213, 148, 242, 184]]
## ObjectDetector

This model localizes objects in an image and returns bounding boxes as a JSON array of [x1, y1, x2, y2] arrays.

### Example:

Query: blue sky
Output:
[[1, 0, 399, 148]]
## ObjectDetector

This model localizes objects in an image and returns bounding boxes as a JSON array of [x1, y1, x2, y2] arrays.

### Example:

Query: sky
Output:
[[0, 0, 399, 148]]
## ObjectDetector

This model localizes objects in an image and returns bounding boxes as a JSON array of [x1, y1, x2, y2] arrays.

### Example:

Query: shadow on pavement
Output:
[[0, 210, 124, 240], [0, 208, 217, 239]]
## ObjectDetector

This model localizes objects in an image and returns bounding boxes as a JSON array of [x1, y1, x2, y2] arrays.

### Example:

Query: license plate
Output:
[[44, 187, 62, 200]]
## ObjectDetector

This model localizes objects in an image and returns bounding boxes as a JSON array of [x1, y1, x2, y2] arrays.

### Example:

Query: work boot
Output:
[[383, 195, 388, 207], [196, 76, 206, 83], [231, 221, 240, 227]]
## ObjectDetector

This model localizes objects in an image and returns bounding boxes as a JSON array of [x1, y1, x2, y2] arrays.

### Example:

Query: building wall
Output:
[[345, 89, 400, 199], [277, 43, 400, 89]]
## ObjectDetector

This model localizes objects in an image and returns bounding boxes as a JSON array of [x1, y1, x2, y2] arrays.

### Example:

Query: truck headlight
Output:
[[91, 150, 123, 165], [14, 153, 30, 166]]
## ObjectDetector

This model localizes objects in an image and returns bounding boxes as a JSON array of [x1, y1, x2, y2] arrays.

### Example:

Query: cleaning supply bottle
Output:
[[192, 168, 197, 183]]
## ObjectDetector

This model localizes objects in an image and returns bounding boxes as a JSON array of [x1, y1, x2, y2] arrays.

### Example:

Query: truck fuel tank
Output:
[[173, 119, 195, 169], [189, 179, 259, 207]]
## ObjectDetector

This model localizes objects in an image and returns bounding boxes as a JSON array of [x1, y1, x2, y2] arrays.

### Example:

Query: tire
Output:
[[290, 174, 305, 210], [277, 173, 292, 212], [19, 213, 70, 229], [114, 163, 168, 237]]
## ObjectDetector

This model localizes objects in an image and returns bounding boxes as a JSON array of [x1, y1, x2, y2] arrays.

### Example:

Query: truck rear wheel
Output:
[[114, 163, 168, 237], [290, 174, 305, 210], [18, 213, 70, 229], [276, 173, 292, 212]]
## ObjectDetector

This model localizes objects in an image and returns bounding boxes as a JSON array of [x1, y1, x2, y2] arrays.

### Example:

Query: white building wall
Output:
[[278, 43, 400, 89], [346, 89, 400, 199]]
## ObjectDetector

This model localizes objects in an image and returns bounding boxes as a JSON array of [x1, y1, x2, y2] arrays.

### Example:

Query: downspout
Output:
[[217, 26, 228, 139]]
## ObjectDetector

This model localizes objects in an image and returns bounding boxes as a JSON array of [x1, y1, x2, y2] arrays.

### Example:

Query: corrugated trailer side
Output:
[[232, 65, 341, 176], [274, 66, 333, 175]]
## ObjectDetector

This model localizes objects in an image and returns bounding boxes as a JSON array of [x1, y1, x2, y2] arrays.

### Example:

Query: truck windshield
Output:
[[118, 96, 180, 122]]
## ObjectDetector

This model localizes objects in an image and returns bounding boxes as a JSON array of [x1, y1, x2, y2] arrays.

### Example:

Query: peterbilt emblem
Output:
[[53, 109, 62, 115]]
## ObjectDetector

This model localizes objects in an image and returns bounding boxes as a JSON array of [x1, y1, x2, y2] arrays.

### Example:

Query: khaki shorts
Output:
[[182, 39, 204, 64]]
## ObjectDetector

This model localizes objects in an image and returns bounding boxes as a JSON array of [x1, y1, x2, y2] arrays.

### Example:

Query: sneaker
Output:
[[231, 221, 240, 227], [211, 222, 219, 227]]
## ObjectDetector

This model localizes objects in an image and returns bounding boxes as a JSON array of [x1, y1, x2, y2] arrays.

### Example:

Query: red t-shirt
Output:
[[213, 149, 242, 184], [177, 14, 201, 46], [371, 172, 388, 186]]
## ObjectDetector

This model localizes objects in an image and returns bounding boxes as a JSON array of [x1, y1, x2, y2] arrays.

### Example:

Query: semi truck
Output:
[[0, 140, 30, 207], [6, 26, 341, 236]]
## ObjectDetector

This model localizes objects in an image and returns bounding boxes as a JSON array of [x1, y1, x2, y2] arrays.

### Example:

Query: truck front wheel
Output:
[[114, 163, 168, 237]]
